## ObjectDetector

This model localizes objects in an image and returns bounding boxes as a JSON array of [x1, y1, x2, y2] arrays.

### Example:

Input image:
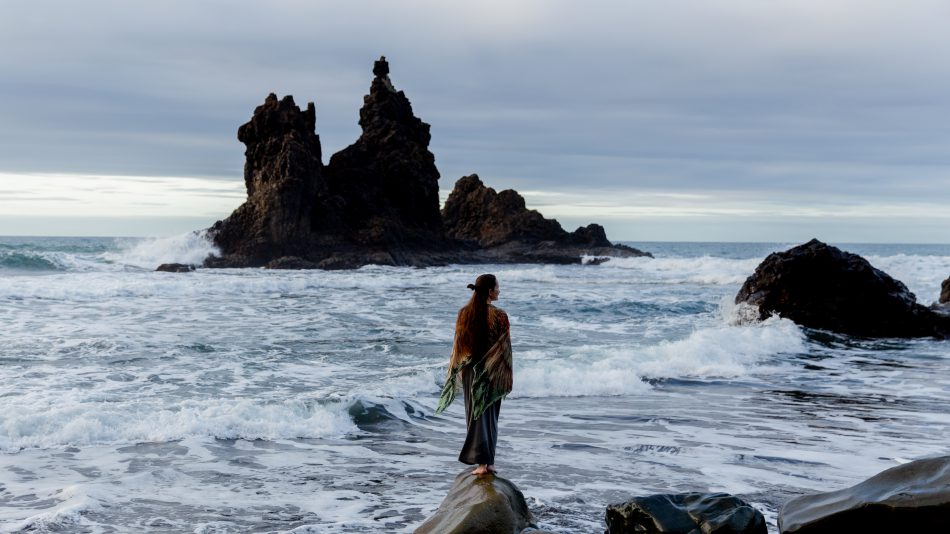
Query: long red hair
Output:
[[449, 273, 497, 370]]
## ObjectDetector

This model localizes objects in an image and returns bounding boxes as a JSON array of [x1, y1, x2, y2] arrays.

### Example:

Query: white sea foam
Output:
[[591, 255, 760, 285], [104, 231, 220, 269], [865, 254, 950, 304], [0, 397, 356, 451], [1, 484, 103, 533], [2, 240, 948, 533], [512, 317, 804, 398]]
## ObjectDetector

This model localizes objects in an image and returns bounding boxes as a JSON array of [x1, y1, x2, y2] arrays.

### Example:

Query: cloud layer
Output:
[[1, 1, 948, 240]]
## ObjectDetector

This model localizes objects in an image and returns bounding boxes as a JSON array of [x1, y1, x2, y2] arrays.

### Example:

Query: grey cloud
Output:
[[1, 1, 949, 238]]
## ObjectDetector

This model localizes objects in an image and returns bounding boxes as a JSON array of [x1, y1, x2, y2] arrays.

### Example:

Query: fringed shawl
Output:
[[435, 305, 513, 421]]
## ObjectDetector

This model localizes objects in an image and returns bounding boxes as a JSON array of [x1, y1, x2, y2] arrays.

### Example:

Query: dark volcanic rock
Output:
[[208, 93, 324, 266], [414, 469, 534, 534], [323, 56, 445, 247], [155, 263, 195, 273], [204, 58, 651, 269], [735, 239, 949, 338], [206, 58, 453, 268], [443, 174, 565, 247], [941, 276, 950, 305], [778, 456, 950, 534], [606, 493, 766, 534], [443, 174, 651, 262]]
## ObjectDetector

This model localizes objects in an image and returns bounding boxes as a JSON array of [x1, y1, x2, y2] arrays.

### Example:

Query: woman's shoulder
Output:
[[488, 305, 509, 326]]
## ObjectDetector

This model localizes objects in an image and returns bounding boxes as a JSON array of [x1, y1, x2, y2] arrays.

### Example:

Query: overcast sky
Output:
[[1, 0, 949, 242]]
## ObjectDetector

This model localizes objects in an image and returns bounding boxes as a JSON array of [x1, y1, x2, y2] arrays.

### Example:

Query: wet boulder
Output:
[[779, 456, 950, 534], [606, 492, 767, 534], [940, 276, 950, 305], [155, 263, 195, 272], [735, 239, 949, 338], [414, 469, 534, 534]]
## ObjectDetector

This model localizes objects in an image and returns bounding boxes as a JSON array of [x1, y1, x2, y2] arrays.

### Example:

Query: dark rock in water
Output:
[[443, 174, 651, 262], [208, 93, 324, 266], [941, 276, 950, 304], [605, 492, 766, 534], [206, 57, 453, 268], [264, 256, 320, 270], [155, 263, 195, 273], [570, 223, 612, 247], [204, 57, 651, 269], [323, 55, 445, 248], [735, 239, 949, 338], [414, 469, 534, 534], [443, 174, 566, 247], [778, 456, 950, 534]]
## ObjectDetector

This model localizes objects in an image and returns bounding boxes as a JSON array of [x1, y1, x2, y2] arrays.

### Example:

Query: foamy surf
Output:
[[103, 230, 220, 269], [0, 397, 357, 452], [512, 317, 805, 398], [1, 238, 948, 533]]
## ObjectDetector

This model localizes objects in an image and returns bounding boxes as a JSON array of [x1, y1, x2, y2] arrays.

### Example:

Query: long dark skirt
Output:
[[459, 368, 501, 465]]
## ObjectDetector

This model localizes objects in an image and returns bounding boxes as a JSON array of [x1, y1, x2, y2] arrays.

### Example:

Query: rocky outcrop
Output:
[[323, 55, 445, 247], [940, 276, 950, 305], [206, 58, 454, 268], [207, 93, 324, 266], [155, 263, 195, 273], [443, 174, 651, 263], [414, 469, 534, 534], [605, 493, 766, 534], [205, 57, 649, 268], [735, 239, 949, 338], [778, 456, 950, 534]]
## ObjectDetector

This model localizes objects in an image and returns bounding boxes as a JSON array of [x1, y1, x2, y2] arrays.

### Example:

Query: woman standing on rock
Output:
[[436, 274, 513, 475]]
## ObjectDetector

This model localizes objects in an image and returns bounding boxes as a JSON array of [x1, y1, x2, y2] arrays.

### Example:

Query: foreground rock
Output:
[[414, 469, 534, 534], [155, 263, 195, 273], [443, 174, 651, 263], [779, 456, 950, 533], [606, 493, 766, 534], [941, 276, 950, 305], [735, 239, 949, 338], [204, 57, 648, 269]]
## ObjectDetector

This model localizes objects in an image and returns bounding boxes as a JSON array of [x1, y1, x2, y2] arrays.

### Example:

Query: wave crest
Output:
[[104, 231, 219, 269]]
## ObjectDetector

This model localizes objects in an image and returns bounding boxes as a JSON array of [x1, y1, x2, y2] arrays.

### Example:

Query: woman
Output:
[[436, 274, 513, 476]]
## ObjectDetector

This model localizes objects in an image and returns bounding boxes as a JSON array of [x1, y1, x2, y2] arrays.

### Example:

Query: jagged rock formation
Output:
[[778, 456, 950, 534], [443, 174, 603, 247], [605, 493, 767, 534], [940, 276, 950, 305], [206, 93, 324, 266], [443, 174, 651, 263], [414, 469, 535, 534], [735, 239, 949, 338], [323, 55, 445, 247], [204, 57, 649, 269]]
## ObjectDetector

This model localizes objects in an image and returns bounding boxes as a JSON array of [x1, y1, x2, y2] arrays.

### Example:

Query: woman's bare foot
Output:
[[471, 465, 489, 475], [487, 464, 497, 473]]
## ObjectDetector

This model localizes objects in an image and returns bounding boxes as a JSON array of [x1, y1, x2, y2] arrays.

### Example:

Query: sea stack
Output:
[[203, 57, 650, 269], [207, 93, 324, 266], [322, 55, 447, 248]]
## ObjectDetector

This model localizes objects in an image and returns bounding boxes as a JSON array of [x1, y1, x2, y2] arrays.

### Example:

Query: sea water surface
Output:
[[1, 235, 949, 533]]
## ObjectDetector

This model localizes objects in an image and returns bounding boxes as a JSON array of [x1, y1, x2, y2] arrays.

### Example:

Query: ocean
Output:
[[1, 235, 948, 533]]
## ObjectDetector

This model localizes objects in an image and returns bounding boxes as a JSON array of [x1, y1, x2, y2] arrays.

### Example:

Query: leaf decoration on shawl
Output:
[[436, 306, 513, 422]]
